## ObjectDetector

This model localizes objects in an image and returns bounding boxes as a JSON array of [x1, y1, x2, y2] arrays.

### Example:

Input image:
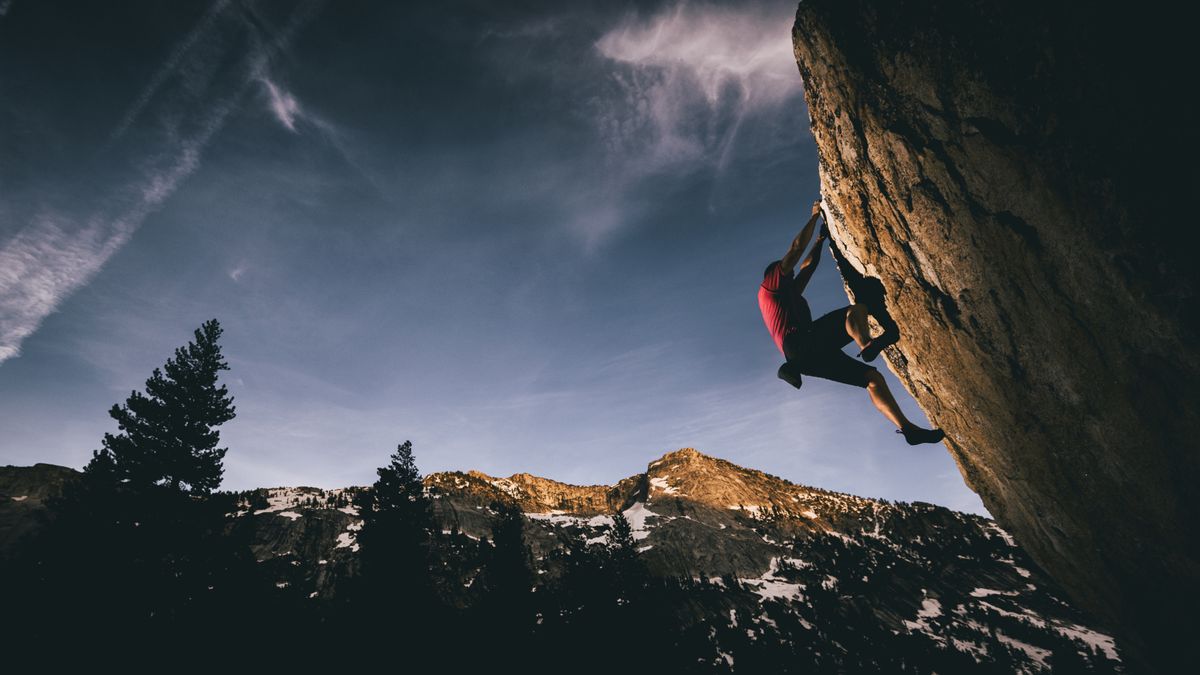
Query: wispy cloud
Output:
[[260, 76, 301, 132], [229, 261, 249, 282], [593, 1, 803, 176], [509, 1, 806, 250], [0, 0, 325, 365]]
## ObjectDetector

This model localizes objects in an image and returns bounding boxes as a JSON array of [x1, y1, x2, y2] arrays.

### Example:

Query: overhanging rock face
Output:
[[791, 1, 1198, 670]]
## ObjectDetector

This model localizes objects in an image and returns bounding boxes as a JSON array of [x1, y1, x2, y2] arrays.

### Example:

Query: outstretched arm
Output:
[[779, 200, 824, 276], [794, 220, 829, 293]]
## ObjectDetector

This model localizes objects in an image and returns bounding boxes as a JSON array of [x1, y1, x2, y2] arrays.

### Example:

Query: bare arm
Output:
[[794, 220, 829, 294], [779, 201, 824, 275]]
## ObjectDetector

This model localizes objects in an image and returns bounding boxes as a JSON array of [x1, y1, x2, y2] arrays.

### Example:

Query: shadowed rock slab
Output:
[[792, 1, 1198, 670]]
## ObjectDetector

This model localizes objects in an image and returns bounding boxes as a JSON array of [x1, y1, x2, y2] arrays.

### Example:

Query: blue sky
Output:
[[0, 0, 987, 515]]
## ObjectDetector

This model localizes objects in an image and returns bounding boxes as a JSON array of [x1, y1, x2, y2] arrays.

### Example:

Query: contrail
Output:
[[109, 0, 234, 141], [0, 0, 326, 366]]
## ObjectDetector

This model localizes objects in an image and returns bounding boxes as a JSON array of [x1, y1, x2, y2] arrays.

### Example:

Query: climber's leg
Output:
[[844, 303, 872, 349], [865, 370, 946, 445], [846, 302, 899, 361], [854, 301, 900, 362], [865, 370, 910, 428]]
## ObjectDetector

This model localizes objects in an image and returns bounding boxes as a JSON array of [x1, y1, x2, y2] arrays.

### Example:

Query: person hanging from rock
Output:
[[758, 200, 945, 445]]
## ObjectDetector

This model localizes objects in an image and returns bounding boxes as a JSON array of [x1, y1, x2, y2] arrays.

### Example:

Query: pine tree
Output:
[[470, 499, 535, 660], [352, 440, 435, 590], [345, 441, 444, 655], [608, 511, 636, 555], [485, 500, 533, 601], [606, 511, 645, 590], [86, 318, 236, 495], [4, 319, 260, 655]]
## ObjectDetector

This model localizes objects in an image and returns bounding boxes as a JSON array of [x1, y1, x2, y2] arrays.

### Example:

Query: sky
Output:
[[0, 0, 988, 515]]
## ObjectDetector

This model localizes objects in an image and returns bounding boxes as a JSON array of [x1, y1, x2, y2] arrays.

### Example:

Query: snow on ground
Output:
[[488, 478, 522, 500], [623, 501, 671, 540], [254, 487, 309, 514], [978, 601, 1047, 628], [1053, 622, 1121, 661], [970, 587, 1018, 598], [974, 598, 1119, 660], [780, 556, 812, 570], [277, 511, 302, 520], [996, 632, 1051, 668], [335, 520, 363, 552], [917, 598, 942, 618], [649, 476, 680, 495], [335, 532, 358, 551], [952, 638, 990, 663], [10, 495, 28, 501], [738, 557, 806, 603], [988, 523, 1017, 547], [526, 510, 586, 526], [526, 510, 627, 546], [586, 514, 614, 527], [903, 593, 947, 642]]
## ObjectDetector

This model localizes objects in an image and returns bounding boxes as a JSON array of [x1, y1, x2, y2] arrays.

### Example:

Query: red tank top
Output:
[[758, 260, 812, 355]]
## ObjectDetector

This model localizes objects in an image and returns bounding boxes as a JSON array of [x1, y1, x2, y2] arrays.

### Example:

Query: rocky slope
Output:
[[1, 450, 1123, 671], [0, 463, 78, 558], [791, 2, 1197, 670]]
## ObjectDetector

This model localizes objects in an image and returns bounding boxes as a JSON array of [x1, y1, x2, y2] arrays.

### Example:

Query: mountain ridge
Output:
[[0, 448, 1124, 671]]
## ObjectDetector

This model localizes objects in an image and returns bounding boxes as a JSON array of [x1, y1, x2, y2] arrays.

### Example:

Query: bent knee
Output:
[[863, 369, 884, 388]]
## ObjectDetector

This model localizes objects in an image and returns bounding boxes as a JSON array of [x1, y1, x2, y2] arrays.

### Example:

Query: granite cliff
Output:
[[791, 1, 1197, 670]]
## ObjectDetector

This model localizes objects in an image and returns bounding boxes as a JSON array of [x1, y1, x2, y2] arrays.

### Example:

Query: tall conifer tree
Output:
[[86, 318, 236, 495], [353, 440, 435, 596]]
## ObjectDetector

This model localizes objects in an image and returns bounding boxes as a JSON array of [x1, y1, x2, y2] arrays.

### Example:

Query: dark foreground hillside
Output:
[[1, 448, 1120, 672]]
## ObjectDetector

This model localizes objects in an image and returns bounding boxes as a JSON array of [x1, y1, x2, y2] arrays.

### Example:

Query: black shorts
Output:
[[782, 306, 877, 388]]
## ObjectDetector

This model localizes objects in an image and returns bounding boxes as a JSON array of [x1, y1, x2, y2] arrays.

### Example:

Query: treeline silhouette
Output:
[[0, 320, 712, 669], [0, 320, 1116, 672]]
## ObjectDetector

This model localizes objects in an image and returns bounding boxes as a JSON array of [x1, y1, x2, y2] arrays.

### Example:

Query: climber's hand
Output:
[[811, 200, 823, 218]]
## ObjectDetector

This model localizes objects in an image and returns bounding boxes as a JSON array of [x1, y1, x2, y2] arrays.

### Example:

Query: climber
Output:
[[759, 200, 945, 445]]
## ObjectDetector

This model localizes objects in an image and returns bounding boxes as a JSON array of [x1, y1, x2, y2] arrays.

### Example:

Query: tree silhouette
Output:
[[338, 441, 453, 661], [87, 318, 236, 495], [2, 319, 260, 658], [352, 441, 436, 601]]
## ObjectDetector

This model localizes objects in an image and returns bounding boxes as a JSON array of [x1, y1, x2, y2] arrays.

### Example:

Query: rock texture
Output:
[[791, 2, 1198, 670]]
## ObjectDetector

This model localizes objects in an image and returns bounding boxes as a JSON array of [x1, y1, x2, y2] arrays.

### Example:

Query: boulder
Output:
[[792, 1, 1198, 670]]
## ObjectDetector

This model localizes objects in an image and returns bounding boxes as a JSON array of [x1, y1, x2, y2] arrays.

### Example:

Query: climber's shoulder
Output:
[[762, 260, 792, 291]]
